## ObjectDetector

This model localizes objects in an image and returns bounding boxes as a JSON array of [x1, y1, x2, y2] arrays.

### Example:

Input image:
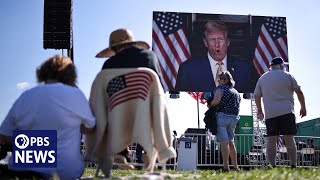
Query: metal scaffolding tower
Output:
[[251, 94, 266, 146]]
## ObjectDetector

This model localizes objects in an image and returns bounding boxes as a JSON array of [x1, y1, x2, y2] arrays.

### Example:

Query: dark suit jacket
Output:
[[102, 46, 164, 83], [175, 56, 257, 93]]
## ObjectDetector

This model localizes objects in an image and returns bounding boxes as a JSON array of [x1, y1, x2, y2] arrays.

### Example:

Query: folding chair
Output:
[[277, 147, 290, 166], [300, 148, 315, 166]]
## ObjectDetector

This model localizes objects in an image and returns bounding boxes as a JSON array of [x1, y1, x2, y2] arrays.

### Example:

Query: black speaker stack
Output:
[[43, 0, 72, 50]]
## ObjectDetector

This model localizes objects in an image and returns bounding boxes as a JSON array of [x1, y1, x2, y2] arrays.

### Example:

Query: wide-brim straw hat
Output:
[[95, 28, 150, 58]]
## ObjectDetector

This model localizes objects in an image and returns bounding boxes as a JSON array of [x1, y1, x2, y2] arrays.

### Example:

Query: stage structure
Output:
[[43, 0, 73, 61]]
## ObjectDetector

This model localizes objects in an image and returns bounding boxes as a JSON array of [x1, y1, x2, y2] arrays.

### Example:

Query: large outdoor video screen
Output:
[[152, 12, 288, 93]]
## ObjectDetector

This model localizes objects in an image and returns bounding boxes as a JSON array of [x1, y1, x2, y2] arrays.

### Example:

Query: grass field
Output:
[[82, 167, 320, 180]]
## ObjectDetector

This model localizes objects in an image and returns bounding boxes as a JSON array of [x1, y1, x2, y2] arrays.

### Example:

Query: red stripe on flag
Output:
[[253, 57, 264, 76], [165, 36, 183, 65], [152, 31, 175, 89], [152, 30, 177, 78], [187, 92, 206, 104], [253, 18, 288, 75], [159, 64, 174, 90], [108, 72, 152, 111], [173, 31, 191, 61], [109, 90, 148, 111], [152, 13, 190, 91], [260, 31, 276, 58], [256, 43, 271, 69], [274, 37, 288, 62]]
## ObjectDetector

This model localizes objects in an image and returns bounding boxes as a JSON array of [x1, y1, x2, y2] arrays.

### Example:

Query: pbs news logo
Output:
[[13, 130, 57, 168]]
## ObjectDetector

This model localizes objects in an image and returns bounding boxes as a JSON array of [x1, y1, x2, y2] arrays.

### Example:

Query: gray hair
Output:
[[270, 64, 285, 71]]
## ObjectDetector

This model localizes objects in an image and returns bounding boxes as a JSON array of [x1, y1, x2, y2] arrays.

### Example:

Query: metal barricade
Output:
[[81, 133, 320, 170]]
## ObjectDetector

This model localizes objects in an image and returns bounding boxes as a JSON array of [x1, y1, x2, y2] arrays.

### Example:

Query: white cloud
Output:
[[16, 82, 30, 90]]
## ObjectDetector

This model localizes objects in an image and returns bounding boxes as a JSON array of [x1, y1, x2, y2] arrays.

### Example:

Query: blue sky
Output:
[[1, 0, 319, 135]]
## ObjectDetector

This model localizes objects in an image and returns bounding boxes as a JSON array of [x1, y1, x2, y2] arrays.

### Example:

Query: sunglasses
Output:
[[218, 77, 226, 81]]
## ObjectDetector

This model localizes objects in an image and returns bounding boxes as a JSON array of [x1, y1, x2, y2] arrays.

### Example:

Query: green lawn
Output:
[[82, 167, 320, 180]]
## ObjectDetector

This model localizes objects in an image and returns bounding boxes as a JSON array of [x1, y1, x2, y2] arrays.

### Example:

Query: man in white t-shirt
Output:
[[254, 57, 306, 168]]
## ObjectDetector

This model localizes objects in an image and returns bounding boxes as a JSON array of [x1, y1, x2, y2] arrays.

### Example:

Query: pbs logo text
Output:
[[13, 131, 57, 167]]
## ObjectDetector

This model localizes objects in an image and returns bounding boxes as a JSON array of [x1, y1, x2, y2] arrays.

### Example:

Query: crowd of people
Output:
[[0, 23, 307, 179], [0, 27, 177, 179]]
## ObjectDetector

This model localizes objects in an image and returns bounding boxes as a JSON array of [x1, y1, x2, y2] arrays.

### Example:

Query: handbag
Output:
[[203, 107, 217, 135]]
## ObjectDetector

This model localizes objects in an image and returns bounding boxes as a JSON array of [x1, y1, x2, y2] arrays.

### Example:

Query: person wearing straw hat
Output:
[[95, 28, 163, 83], [94, 28, 164, 166]]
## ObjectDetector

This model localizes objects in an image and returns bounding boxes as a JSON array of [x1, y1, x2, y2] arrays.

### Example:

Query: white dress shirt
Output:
[[208, 52, 227, 82]]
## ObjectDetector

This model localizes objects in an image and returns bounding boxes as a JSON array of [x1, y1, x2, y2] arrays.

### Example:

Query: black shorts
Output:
[[265, 113, 297, 136]]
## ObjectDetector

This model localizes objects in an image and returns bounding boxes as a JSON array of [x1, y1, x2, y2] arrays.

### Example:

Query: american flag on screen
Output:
[[152, 12, 191, 91], [253, 17, 288, 75], [152, 12, 206, 104], [107, 71, 152, 111]]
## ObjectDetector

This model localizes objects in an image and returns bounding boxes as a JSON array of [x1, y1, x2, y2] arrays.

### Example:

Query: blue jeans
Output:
[[215, 113, 239, 142]]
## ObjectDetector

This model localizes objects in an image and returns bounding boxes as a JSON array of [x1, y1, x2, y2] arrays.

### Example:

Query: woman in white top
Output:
[[0, 55, 96, 180]]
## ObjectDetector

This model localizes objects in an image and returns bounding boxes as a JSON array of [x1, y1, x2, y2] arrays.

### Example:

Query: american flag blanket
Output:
[[85, 68, 176, 174]]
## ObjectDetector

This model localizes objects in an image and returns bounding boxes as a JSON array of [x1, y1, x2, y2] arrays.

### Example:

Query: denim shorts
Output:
[[215, 113, 239, 142]]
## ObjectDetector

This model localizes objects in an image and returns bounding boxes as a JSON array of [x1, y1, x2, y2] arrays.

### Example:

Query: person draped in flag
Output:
[[175, 21, 255, 93], [254, 57, 307, 168], [94, 28, 165, 166]]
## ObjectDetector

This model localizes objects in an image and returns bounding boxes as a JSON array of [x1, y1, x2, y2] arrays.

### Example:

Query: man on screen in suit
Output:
[[175, 21, 256, 93]]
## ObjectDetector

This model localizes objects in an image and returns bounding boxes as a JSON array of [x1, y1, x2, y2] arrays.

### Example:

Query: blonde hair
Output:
[[204, 21, 229, 38]]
